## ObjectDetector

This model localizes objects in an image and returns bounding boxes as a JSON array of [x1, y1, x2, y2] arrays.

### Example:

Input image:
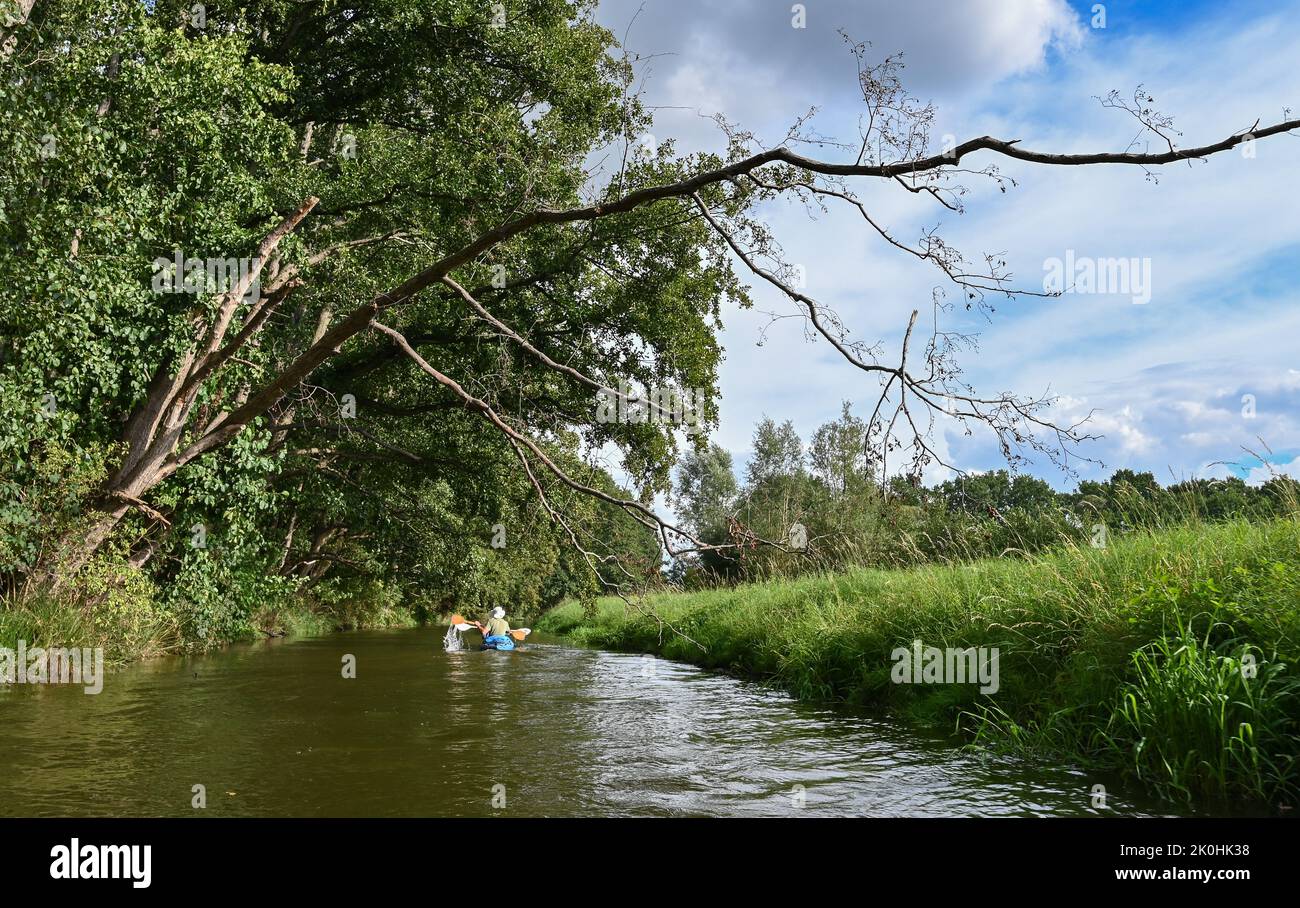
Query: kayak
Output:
[[445, 615, 530, 652]]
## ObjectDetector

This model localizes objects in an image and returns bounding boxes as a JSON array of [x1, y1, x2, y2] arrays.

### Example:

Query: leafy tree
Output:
[[673, 443, 738, 536], [746, 417, 804, 486], [938, 470, 1057, 517], [809, 401, 870, 498]]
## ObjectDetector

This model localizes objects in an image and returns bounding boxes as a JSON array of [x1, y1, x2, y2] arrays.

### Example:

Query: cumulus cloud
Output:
[[601, 0, 1083, 95], [596, 0, 1084, 152]]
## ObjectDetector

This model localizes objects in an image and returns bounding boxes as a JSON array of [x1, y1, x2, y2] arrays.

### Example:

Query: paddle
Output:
[[449, 615, 531, 641]]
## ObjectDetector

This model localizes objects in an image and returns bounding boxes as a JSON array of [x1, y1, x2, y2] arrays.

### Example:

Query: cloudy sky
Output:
[[589, 0, 1300, 489]]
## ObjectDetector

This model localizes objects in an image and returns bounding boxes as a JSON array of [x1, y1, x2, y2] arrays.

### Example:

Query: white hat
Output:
[[491, 607, 505, 619]]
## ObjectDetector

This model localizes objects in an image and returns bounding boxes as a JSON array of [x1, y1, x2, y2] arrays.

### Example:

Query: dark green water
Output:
[[0, 628, 1179, 817]]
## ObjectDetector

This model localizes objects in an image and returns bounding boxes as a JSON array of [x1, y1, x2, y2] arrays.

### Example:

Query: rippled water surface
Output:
[[0, 629, 1179, 816]]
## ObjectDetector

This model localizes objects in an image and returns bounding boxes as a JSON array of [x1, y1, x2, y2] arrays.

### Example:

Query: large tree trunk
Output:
[[42, 199, 320, 585], [45, 500, 131, 593]]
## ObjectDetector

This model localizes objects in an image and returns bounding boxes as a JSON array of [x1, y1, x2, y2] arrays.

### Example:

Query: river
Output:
[[0, 628, 1180, 817]]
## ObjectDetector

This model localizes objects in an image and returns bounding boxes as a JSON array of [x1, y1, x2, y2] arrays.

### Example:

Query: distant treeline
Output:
[[672, 405, 1298, 585]]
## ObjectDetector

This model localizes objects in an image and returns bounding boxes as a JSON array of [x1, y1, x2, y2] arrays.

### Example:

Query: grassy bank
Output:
[[539, 519, 1300, 808], [0, 565, 418, 667]]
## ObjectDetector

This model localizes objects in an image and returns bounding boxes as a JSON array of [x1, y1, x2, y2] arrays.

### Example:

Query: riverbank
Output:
[[0, 573, 417, 667], [538, 519, 1300, 810]]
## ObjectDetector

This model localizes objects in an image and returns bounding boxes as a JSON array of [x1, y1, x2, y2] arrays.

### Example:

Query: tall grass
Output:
[[539, 519, 1300, 808], [1103, 624, 1299, 804], [0, 557, 179, 665], [1, 558, 419, 664]]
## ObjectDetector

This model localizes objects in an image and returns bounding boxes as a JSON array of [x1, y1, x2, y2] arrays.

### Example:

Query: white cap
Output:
[[491, 607, 505, 619]]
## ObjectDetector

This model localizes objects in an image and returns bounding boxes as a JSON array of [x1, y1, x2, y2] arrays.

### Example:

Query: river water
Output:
[[0, 628, 1179, 817]]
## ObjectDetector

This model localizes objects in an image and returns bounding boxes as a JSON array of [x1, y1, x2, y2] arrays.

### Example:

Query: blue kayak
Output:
[[480, 634, 516, 651]]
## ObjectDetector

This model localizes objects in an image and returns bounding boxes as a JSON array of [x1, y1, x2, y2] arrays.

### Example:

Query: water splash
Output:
[[443, 624, 464, 652]]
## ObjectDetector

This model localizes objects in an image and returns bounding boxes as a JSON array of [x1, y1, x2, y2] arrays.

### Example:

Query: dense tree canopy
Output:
[[2, 0, 716, 626]]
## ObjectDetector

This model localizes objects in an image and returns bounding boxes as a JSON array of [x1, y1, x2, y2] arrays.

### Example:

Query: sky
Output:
[[587, 0, 1300, 491]]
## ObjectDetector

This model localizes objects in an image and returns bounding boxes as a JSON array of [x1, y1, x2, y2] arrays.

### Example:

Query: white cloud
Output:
[[1052, 396, 1154, 456], [598, 0, 1086, 155]]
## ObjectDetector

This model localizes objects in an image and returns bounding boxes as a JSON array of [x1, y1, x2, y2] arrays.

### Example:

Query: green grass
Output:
[[250, 600, 419, 639], [538, 519, 1300, 808], [0, 558, 179, 665], [2, 560, 420, 665]]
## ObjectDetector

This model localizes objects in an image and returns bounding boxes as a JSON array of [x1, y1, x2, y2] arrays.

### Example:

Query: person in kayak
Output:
[[474, 607, 513, 649]]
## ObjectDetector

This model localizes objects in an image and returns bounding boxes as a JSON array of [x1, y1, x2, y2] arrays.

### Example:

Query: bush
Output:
[[1, 554, 175, 663]]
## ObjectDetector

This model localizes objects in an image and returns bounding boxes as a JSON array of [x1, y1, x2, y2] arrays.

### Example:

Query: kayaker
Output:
[[474, 607, 511, 646]]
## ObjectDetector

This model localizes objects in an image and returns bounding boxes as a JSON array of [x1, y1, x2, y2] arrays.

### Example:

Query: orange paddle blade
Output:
[[450, 614, 466, 626], [509, 628, 531, 640]]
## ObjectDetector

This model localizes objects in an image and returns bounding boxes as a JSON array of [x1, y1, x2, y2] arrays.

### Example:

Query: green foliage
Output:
[[0, 554, 175, 663], [1105, 627, 1298, 804], [745, 416, 805, 486], [673, 442, 738, 535], [2, 0, 705, 645], [0, 441, 115, 579]]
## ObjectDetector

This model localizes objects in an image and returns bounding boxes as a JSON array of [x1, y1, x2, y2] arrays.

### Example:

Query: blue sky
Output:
[[589, 0, 1300, 492]]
